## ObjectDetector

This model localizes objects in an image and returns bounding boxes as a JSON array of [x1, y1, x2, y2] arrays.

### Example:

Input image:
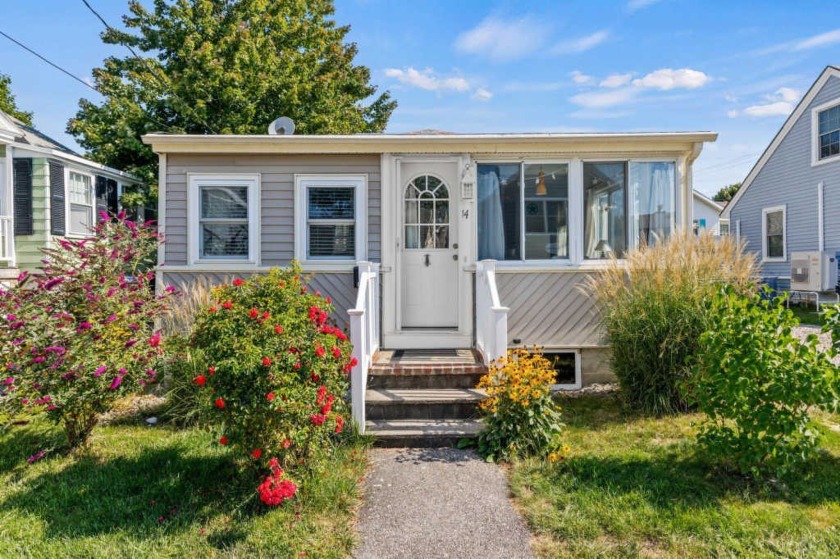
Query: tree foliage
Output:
[[0, 72, 33, 125], [713, 182, 741, 202], [68, 0, 396, 189]]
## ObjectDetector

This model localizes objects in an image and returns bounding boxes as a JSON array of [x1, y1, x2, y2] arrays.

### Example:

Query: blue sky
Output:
[[2, 0, 840, 195]]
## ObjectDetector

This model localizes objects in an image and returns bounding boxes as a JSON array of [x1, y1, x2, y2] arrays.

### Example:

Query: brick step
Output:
[[369, 348, 487, 390], [368, 371, 484, 390], [366, 419, 483, 448], [366, 388, 487, 420]]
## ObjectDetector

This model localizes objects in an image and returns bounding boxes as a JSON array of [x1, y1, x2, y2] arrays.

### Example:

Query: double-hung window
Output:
[[295, 175, 366, 263], [68, 171, 94, 236], [188, 174, 260, 263], [817, 102, 840, 162], [762, 205, 786, 262]]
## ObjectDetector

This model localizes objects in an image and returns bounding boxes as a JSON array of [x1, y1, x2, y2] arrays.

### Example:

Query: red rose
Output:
[[262, 311, 270, 320], [219, 436, 228, 445], [315, 346, 326, 358], [326, 296, 332, 304], [193, 374, 207, 387], [215, 398, 225, 409], [233, 278, 244, 286], [267, 392, 276, 401], [335, 416, 344, 434], [316, 385, 327, 405], [208, 366, 216, 375], [283, 439, 292, 448], [279, 281, 285, 287], [249, 308, 259, 319], [262, 357, 272, 367], [209, 306, 218, 313], [252, 448, 262, 459], [274, 325, 283, 334], [332, 346, 341, 359], [294, 362, 302, 370], [310, 373, 320, 382], [222, 301, 233, 310], [310, 413, 326, 426]]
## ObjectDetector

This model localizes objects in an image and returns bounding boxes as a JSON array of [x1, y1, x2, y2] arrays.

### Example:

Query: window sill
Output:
[[812, 154, 840, 167], [761, 257, 787, 264], [488, 260, 624, 273]]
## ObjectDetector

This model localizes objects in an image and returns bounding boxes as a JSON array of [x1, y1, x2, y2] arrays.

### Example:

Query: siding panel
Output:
[[164, 154, 381, 266], [729, 75, 840, 280]]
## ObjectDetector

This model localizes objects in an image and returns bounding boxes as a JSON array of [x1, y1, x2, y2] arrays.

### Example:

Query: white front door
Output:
[[400, 162, 460, 328]]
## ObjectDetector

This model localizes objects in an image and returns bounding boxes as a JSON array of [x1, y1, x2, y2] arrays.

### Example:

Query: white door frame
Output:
[[381, 154, 475, 349]]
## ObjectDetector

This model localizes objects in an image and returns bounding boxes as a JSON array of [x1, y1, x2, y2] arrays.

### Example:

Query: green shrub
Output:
[[476, 348, 564, 462], [0, 213, 175, 447], [191, 265, 354, 483], [586, 232, 757, 414], [691, 287, 839, 476]]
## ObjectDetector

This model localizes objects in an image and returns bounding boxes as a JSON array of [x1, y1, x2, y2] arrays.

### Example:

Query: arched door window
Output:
[[404, 175, 450, 249]]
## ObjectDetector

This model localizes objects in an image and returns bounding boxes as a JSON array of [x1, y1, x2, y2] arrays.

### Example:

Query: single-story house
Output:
[[722, 65, 840, 292], [693, 190, 724, 235], [0, 109, 144, 282]]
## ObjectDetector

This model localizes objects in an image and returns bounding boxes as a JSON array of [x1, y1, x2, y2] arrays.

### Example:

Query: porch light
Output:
[[536, 168, 547, 196]]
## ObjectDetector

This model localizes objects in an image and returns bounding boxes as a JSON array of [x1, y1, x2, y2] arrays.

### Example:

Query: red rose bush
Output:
[[189, 265, 353, 505], [0, 212, 176, 447]]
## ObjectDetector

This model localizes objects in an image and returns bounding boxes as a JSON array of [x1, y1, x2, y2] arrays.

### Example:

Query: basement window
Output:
[[544, 351, 581, 390]]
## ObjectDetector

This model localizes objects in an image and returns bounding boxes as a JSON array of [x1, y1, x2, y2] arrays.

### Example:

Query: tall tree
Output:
[[68, 0, 396, 192], [0, 72, 33, 125], [713, 182, 741, 203]]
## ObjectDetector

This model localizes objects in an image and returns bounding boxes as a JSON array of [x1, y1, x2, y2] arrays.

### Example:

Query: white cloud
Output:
[[455, 16, 550, 61], [792, 28, 840, 50], [728, 87, 801, 118], [471, 87, 493, 101], [570, 88, 639, 109], [626, 0, 663, 13], [504, 81, 567, 92], [571, 70, 594, 85], [551, 30, 610, 55], [383, 67, 470, 92], [600, 73, 634, 88], [632, 68, 711, 90]]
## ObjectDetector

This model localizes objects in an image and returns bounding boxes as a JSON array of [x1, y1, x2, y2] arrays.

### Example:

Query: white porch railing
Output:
[[348, 262, 381, 434], [475, 260, 509, 366], [0, 215, 12, 265]]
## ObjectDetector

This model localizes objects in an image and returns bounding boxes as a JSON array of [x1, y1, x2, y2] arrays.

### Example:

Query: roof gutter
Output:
[[8, 141, 141, 182]]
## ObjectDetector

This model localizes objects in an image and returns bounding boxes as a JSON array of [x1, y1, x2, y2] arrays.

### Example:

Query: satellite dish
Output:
[[267, 117, 295, 135]]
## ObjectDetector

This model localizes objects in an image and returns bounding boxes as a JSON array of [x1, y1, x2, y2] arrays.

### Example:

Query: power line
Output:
[[80, 0, 219, 135], [0, 28, 176, 134]]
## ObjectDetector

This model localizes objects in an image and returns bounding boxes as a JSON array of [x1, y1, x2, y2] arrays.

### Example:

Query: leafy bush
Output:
[[587, 231, 757, 414], [191, 265, 355, 503], [476, 348, 564, 462], [691, 287, 839, 476], [0, 212, 175, 447]]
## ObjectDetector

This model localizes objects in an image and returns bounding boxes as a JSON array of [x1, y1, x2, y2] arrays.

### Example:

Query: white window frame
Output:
[[761, 205, 786, 263], [187, 173, 260, 266], [66, 168, 95, 238], [545, 350, 582, 391], [718, 218, 730, 237], [294, 174, 367, 267], [811, 98, 840, 167]]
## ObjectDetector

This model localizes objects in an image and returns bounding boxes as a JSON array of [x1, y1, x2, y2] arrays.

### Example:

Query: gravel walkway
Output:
[[355, 448, 534, 559], [793, 325, 840, 364]]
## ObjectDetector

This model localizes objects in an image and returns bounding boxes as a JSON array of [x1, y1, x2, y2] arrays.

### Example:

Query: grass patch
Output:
[[509, 394, 840, 558], [789, 303, 828, 326], [0, 418, 369, 558]]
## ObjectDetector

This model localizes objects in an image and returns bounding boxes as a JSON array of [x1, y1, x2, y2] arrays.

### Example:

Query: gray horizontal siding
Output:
[[160, 270, 356, 329], [729, 75, 840, 279], [496, 272, 605, 348], [164, 154, 381, 266]]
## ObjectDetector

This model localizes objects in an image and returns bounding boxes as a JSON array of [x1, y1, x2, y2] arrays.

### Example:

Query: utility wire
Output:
[[0, 28, 175, 133], [80, 0, 219, 134]]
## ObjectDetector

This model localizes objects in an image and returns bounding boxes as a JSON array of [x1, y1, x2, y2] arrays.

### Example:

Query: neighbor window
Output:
[[68, 171, 93, 236], [188, 174, 259, 263], [818, 103, 840, 161], [762, 206, 786, 261], [477, 162, 568, 261], [295, 175, 366, 262], [718, 218, 730, 237]]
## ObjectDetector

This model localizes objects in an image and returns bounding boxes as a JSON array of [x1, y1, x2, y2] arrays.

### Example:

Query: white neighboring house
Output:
[[693, 190, 724, 235]]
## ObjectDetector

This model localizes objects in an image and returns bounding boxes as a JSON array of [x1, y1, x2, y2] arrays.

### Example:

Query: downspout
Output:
[[818, 181, 824, 252], [684, 142, 705, 230]]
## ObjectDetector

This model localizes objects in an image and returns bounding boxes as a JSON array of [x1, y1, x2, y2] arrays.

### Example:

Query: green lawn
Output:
[[0, 418, 369, 558], [509, 394, 840, 559], [789, 303, 827, 326]]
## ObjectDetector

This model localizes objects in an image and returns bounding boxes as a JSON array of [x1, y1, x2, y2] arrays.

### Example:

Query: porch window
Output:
[[68, 171, 93, 236], [524, 164, 569, 259], [294, 175, 367, 263], [584, 162, 626, 258], [762, 205, 786, 261], [477, 164, 520, 260], [188, 174, 260, 263]]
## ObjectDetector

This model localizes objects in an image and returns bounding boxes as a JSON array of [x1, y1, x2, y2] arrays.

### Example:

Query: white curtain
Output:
[[584, 194, 600, 258], [629, 162, 674, 247], [478, 170, 505, 260]]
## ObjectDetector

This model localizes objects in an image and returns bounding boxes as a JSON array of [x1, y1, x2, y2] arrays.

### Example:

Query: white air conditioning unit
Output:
[[790, 251, 838, 292]]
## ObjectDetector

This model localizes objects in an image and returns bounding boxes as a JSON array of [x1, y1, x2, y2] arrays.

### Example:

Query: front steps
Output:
[[365, 349, 488, 447]]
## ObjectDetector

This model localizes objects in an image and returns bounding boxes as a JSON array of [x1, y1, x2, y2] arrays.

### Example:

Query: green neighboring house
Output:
[[0, 109, 143, 284]]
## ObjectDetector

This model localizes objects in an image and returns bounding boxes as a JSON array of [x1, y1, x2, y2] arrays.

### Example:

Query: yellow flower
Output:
[[562, 444, 570, 453]]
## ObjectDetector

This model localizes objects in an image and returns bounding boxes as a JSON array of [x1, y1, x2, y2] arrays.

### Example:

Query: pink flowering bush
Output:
[[190, 265, 353, 505], [0, 211, 176, 447]]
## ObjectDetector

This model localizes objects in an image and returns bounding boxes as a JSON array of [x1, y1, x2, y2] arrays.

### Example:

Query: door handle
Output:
[[425, 254, 430, 267]]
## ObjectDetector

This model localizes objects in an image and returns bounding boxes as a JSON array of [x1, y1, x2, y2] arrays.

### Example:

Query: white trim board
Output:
[[723, 65, 840, 217]]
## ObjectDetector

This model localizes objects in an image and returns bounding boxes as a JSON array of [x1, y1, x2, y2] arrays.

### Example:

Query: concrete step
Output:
[[366, 418, 484, 448], [366, 388, 487, 420]]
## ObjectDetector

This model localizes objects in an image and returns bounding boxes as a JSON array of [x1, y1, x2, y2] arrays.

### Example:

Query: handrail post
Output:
[[348, 261, 379, 435]]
